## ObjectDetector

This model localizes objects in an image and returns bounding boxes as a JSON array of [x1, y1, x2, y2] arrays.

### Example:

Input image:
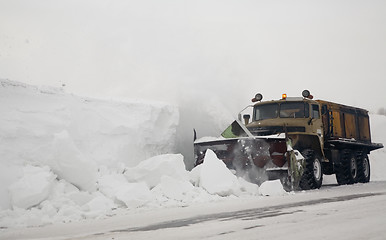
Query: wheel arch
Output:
[[289, 134, 324, 158]]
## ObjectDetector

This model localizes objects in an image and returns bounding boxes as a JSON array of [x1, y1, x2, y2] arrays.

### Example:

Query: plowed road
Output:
[[2, 181, 386, 240]]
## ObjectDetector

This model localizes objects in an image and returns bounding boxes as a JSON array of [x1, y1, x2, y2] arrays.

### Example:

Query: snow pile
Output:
[[0, 79, 179, 210], [0, 151, 268, 228], [191, 150, 259, 196]]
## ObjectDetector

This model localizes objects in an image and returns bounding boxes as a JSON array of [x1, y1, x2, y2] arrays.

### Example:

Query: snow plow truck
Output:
[[194, 90, 383, 191]]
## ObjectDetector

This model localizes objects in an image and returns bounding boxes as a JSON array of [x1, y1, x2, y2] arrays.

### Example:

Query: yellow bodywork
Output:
[[316, 100, 371, 142]]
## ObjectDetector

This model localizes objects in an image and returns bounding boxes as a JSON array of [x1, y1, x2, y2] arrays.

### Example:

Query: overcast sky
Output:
[[1, 0, 386, 113]]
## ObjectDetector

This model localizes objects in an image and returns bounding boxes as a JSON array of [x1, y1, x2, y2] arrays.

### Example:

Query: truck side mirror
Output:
[[243, 114, 251, 125]]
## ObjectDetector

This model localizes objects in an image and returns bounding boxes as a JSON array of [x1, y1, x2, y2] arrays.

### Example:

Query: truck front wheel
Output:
[[299, 149, 323, 190]]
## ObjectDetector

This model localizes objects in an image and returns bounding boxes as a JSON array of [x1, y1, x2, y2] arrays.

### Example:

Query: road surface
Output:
[[1, 181, 386, 240]]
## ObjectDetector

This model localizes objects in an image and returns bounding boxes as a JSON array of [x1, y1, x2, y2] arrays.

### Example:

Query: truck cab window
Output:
[[254, 103, 279, 121], [280, 102, 309, 118], [312, 104, 320, 119]]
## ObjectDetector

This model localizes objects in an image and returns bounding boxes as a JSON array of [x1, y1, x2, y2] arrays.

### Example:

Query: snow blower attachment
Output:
[[194, 90, 383, 191]]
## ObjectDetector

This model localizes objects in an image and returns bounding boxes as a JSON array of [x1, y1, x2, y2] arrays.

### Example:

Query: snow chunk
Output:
[[189, 164, 202, 186], [259, 180, 287, 196], [47, 130, 98, 192], [124, 154, 188, 188], [47, 179, 93, 208], [152, 175, 194, 201], [98, 174, 129, 200], [195, 150, 241, 196], [9, 165, 56, 209], [190, 150, 260, 197], [98, 173, 153, 208], [82, 192, 116, 217], [238, 177, 260, 195], [115, 182, 153, 209]]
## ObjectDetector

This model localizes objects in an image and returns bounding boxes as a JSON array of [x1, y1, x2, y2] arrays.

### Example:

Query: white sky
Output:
[[1, 0, 386, 113]]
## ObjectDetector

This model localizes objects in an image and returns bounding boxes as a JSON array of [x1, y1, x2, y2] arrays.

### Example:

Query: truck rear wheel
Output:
[[299, 149, 323, 190], [335, 149, 358, 185], [357, 153, 370, 183]]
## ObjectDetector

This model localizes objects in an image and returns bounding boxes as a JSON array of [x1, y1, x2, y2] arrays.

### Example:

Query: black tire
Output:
[[357, 153, 370, 183], [335, 149, 358, 185], [299, 149, 323, 190]]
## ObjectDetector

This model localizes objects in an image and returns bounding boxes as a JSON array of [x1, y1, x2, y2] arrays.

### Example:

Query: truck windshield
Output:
[[280, 102, 309, 118], [253, 102, 309, 120], [254, 103, 279, 120]]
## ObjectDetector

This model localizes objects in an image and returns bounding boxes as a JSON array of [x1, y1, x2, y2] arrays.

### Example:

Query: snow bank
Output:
[[0, 79, 178, 210], [0, 79, 178, 167]]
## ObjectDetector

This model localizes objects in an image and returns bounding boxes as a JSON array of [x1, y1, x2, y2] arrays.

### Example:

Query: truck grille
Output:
[[248, 126, 305, 136]]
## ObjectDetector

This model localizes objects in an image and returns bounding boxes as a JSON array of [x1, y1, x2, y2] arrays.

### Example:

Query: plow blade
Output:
[[194, 136, 305, 191]]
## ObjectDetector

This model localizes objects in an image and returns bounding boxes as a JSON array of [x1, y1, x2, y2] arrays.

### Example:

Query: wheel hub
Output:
[[313, 158, 322, 181]]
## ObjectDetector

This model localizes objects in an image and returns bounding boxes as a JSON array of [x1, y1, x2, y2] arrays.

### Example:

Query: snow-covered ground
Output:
[[0, 79, 385, 233], [2, 182, 386, 240]]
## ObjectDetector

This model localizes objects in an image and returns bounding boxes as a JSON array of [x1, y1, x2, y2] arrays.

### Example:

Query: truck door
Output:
[[310, 104, 323, 138], [321, 104, 330, 138]]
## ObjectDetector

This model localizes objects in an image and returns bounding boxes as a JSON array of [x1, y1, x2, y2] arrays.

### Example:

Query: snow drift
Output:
[[0, 79, 178, 209], [0, 152, 263, 228]]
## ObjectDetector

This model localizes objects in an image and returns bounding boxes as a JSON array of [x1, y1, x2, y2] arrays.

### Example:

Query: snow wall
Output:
[[0, 79, 179, 209]]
